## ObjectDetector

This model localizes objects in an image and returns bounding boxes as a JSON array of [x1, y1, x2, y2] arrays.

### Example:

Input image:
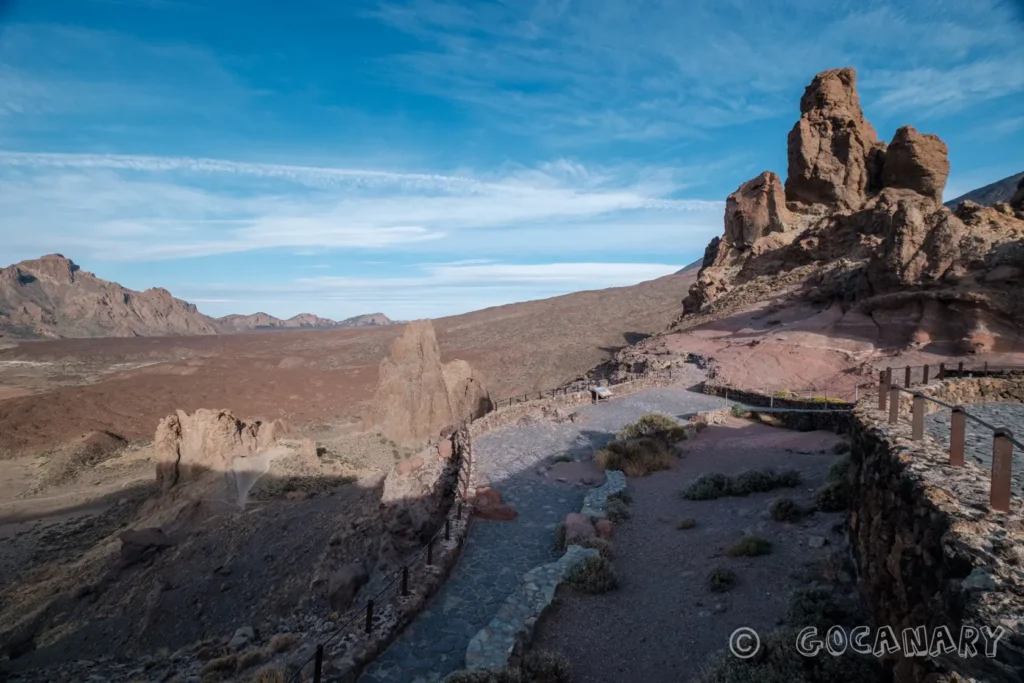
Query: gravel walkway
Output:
[[358, 378, 731, 683], [925, 403, 1024, 491], [533, 419, 849, 683]]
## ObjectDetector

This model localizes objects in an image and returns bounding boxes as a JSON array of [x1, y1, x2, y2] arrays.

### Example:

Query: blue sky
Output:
[[1, 0, 1022, 320]]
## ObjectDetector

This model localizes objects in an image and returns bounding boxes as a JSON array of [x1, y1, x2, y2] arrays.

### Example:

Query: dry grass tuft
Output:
[[250, 666, 288, 683], [727, 535, 772, 557], [266, 633, 297, 654], [236, 648, 264, 672], [566, 556, 619, 594], [676, 517, 697, 530], [706, 567, 738, 593]]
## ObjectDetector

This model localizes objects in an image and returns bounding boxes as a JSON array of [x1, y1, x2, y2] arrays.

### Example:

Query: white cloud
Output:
[[0, 151, 724, 262]]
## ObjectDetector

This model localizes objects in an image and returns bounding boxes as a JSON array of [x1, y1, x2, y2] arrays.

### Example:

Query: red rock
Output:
[[437, 439, 453, 461], [564, 512, 596, 544], [472, 486, 518, 521], [395, 454, 425, 476], [595, 519, 613, 538]]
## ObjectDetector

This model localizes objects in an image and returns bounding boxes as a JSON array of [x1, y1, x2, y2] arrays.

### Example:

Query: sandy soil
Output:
[[0, 273, 695, 459], [534, 418, 852, 683]]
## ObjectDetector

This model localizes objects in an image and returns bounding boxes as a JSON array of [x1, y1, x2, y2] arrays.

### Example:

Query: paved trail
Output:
[[357, 382, 730, 683]]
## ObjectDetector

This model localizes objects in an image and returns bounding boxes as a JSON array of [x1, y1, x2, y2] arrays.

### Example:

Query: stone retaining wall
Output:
[[464, 471, 628, 671], [892, 374, 1024, 417], [849, 384, 1024, 683], [702, 381, 854, 412]]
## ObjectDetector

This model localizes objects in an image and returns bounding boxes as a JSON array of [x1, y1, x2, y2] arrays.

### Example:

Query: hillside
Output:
[[0, 254, 220, 339], [945, 171, 1024, 208], [217, 311, 393, 331]]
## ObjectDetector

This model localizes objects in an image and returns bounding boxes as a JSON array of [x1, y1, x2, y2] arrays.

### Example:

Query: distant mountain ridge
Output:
[[944, 171, 1024, 208], [0, 254, 392, 340]]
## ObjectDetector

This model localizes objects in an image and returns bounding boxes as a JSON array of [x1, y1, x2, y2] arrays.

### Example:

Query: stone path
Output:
[[356, 384, 731, 683], [925, 403, 1024, 491]]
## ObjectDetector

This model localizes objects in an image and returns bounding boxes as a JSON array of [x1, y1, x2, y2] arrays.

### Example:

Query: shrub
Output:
[[266, 633, 296, 654], [201, 654, 238, 681], [831, 441, 851, 455], [553, 522, 566, 551], [595, 437, 674, 476], [769, 498, 804, 522], [814, 480, 850, 512], [727, 535, 772, 557], [605, 496, 630, 522], [682, 470, 801, 501], [676, 517, 697, 530], [609, 489, 632, 505], [576, 536, 613, 559], [553, 453, 573, 463], [250, 667, 288, 683], [616, 413, 687, 441], [786, 587, 857, 630], [731, 403, 747, 418], [566, 556, 619, 593], [236, 648, 263, 672], [707, 567, 738, 592], [828, 455, 850, 483]]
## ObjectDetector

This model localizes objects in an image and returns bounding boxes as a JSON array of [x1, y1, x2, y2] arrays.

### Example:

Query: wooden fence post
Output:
[[888, 387, 899, 424], [878, 371, 887, 411], [313, 644, 324, 683], [905, 366, 911, 388], [923, 364, 929, 384], [950, 407, 966, 466], [912, 394, 925, 440], [990, 428, 1014, 513]]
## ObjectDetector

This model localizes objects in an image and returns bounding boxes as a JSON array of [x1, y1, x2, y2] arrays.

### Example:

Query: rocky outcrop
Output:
[[368, 320, 490, 447], [881, 126, 950, 204], [153, 408, 289, 493], [785, 67, 886, 209], [0, 254, 221, 339], [680, 67, 1024, 355]]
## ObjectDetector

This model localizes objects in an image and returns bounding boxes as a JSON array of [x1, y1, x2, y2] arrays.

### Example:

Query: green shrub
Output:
[[731, 403, 747, 418], [814, 480, 850, 512], [831, 441, 851, 455], [595, 437, 674, 476], [786, 587, 857, 630], [553, 453, 573, 463], [707, 567, 738, 592], [575, 536, 613, 559], [676, 517, 697, 530], [827, 455, 850, 483], [605, 496, 630, 522], [553, 522, 566, 551], [727, 535, 772, 557], [609, 489, 632, 505], [616, 413, 686, 441], [682, 470, 802, 501], [769, 498, 805, 522], [566, 556, 619, 594]]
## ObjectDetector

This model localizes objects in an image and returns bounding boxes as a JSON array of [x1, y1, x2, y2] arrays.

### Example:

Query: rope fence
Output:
[[875, 362, 1024, 514]]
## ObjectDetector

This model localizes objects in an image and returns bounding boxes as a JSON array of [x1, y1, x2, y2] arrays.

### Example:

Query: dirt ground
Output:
[[0, 272, 695, 460], [534, 418, 854, 683]]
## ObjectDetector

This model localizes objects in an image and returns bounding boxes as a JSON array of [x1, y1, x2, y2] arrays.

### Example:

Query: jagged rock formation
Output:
[[0, 254, 220, 339], [368, 320, 491, 447], [682, 67, 1024, 355], [785, 67, 886, 209]]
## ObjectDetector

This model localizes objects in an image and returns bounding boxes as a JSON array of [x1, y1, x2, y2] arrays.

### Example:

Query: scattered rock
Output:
[[563, 513, 596, 544], [472, 486, 518, 521], [962, 567, 997, 592], [227, 626, 254, 651], [327, 563, 369, 612], [119, 527, 175, 567], [594, 519, 613, 539], [807, 535, 827, 548]]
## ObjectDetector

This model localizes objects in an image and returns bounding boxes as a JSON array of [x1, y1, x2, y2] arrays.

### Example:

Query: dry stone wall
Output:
[[849, 378, 1024, 683]]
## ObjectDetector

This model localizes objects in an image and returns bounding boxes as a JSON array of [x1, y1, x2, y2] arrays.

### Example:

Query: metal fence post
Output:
[[445, 518, 451, 541], [939, 362, 945, 379], [984, 361, 989, 377], [958, 361, 964, 377], [950, 407, 966, 466], [401, 566, 409, 596], [991, 428, 1014, 513], [313, 644, 324, 683], [905, 366, 911, 388], [923, 365, 929, 384], [888, 387, 900, 424], [878, 371, 887, 411], [911, 394, 925, 440]]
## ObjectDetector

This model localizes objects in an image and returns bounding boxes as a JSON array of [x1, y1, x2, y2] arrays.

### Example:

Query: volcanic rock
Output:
[[471, 486, 518, 521], [881, 126, 950, 203], [443, 359, 493, 424], [723, 171, 793, 254], [327, 562, 369, 612], [785, 67, 886, 209]]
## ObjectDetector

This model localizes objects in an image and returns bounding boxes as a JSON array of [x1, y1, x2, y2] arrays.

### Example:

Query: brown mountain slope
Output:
[[945, 171, 1024, 209], [0, 255, 220, 340], [603, 67, 1024, 396], [218, 312, 394, 331], [0, 270, 694, 455]]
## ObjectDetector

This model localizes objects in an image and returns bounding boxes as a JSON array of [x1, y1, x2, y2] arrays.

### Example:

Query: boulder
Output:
[[563, 512, 596, 544], [881, 126, 950, 203], [785, 67, 885, 209], [327, 563, 369, 612], [119, 527, 175, 567], [472, 486, 518, 521], [595, 519, 613, 539], [368, 320, 454, 448], [443, 359, 493, 424], [723, 171, 792, 252]]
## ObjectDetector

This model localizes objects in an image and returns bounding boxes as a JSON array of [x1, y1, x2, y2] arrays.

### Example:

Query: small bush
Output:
[[201, 654, 238, 680], [236, 648, 263, 672], [616, 413, 686, 441], [266, 633, 296, 654], [553, 522, 566, 551], [250, 667, 287, 683], [831, 441, 851, 455], [566, 556, 619, 594], [605, 496, 630, 522], [553, 453, 573, 463], [609, 489, 633, 505], [707, 567, 738, 593], [676, 517, 697, 530], [786, 587, 856, 630], [814, 480, 850, 512], [576, 536, 613, 559], [682, 470, 801, 501], [828, 455, 850, 483], [595, 437, 674, 476], [769, 498, 805, 522], [727, 535, 772, 557], [731, 403, 747, 418]]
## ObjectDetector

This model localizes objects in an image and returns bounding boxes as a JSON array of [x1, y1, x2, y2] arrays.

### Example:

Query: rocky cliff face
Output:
[[367, 320, 491, 447], [682, 67, 1024, 355], [0, 254, 221, 339]]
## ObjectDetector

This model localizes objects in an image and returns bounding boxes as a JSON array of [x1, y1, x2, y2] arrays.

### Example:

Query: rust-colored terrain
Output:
[[0, 267, 697, 458]]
